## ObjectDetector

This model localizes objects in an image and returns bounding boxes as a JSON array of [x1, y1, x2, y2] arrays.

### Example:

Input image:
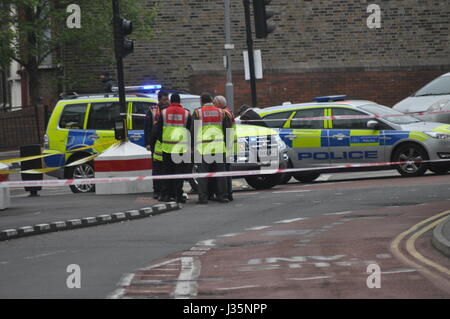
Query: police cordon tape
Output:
[[129, 109, 450, 122], [0, 141, 117, 167], [1, 157, 449, 188]]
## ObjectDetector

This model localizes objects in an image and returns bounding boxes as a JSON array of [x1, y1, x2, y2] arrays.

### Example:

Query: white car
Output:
[[393, 72, 450, 123]]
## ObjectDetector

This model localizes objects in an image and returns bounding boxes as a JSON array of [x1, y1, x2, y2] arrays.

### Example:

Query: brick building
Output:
[[9, 0, 450, 111], [116, 0, 450, 111]]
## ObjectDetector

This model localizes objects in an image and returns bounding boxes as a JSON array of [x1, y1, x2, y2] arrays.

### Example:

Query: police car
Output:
[[43, 89, 288, 193], [258, 95, 450, 182]]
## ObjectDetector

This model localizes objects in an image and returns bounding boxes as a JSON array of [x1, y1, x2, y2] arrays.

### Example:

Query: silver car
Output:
[[393, 72, 450, 123]]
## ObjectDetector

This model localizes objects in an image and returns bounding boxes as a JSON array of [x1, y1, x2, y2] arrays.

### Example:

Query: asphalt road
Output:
[[0, 169, 449, 298]]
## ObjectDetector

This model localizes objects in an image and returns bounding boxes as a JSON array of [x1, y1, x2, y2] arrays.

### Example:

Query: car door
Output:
[[128, 101, 157, 147], [328, 107, 385, 164], [286, 107, 329, 168], [85, 101, 121, 153]]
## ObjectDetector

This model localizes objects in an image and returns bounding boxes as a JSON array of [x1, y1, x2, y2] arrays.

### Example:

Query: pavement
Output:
[[432, 216, 450, 258]]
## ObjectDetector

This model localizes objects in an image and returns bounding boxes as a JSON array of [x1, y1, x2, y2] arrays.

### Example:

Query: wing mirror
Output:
[[367, 120, 380, 130]]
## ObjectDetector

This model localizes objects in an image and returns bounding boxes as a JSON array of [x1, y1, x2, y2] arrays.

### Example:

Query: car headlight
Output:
[[273, 134, 287, 150], [237, 137, 248, 153], [427, 99, 450, 112], [424, 131, 450, 139]]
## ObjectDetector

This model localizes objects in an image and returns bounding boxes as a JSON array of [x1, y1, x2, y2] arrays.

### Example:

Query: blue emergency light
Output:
[[313, 95, 348, 102], [141, 84, 162, 90]]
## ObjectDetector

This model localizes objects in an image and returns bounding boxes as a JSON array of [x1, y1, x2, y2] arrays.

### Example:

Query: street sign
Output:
[[243, 50, 263, 80]]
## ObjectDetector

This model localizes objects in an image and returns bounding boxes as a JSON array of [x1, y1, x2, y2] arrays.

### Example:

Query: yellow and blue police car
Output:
[[43, 90, 288, 193], [258, 95, 450, 182]]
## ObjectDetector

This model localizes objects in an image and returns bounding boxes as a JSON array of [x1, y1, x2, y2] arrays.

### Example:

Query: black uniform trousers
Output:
[[197, 161, 227, 201], [152, 159, 163, 195], [161, 152, 185, 200]]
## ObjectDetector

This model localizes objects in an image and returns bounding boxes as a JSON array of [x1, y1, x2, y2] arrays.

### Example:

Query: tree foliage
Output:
[[0, 0, 158, 104]]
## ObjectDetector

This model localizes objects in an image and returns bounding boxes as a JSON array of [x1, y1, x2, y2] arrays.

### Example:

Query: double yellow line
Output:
[[391, 210, 450, 283]]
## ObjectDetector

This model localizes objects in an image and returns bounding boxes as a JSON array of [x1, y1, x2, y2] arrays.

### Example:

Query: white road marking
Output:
[[218, 233, 242, 238], [288, 276, 332, 281], [324, 211, 353, 216], [314, 262, 331, 268], [107, 288, 126, 299], [117, 273, 135, 287], [196, 239, 216, 246], [245, 226, 270, 231], [274, 217, 306, 224], [24, 250, 66, 260], [173, 257, 201, 299], [316, 174, 332, 181], [182, 251, 206, 256], [216, 285, 258, 291], [376, 253, 392, 259], [272, 190, 311, 194]]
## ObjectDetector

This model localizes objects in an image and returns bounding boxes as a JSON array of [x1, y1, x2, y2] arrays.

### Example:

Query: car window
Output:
[[59, 104, 88, 129], [360, 104, 420, 125], [291, 109, 325, 129], [181, 98, 201, 113], [87, 102, 121, 130], [132, 102, 157, 130], [263, 111, 293, 128], [414, 75, 450, 96], [331, 108, 369, 130]]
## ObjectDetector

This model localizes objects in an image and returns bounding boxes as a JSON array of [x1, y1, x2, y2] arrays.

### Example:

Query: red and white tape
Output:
[[1, 158, 449, 188], [128, 109, 450, 122]]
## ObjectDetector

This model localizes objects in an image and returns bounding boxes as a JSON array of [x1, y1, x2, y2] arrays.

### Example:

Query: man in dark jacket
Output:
[[145, 91, 169, 199], [238, 104, 266, 127], [99, 71, 116, 93]]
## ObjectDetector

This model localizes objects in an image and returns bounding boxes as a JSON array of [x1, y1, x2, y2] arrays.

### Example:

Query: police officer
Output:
[[145, 91, 169, 200], [191, 93, 230, 204], [213, 95, 235, 202], [153, 93, 191, 203]]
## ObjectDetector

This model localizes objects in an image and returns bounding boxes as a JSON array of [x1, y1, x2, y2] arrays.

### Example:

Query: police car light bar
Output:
[[111, 85, 162, 93], [314, 95, 348, 102], [141, 84, 162, 90]]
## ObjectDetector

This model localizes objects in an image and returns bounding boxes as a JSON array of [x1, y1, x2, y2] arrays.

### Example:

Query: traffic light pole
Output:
[[112, 0, 127, 121], [243, 0, 258, 108]]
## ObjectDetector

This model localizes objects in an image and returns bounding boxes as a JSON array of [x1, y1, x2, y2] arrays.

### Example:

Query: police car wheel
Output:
[[393, 144, 429, 177], [67, 162, 96, 193], [280, 161, 293, 184], [293, 172, 321, 183], [245, 174, 281, 190]]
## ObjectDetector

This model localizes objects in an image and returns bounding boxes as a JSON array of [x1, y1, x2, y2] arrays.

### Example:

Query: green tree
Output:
[[0, 0, 157, 105]]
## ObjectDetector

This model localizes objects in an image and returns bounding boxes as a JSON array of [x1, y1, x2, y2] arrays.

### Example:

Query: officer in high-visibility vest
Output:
[[213, 95, 236, 202], [146, 91, 169, 200], [191, 93, 231, 204], [153, 93, 191, 203]]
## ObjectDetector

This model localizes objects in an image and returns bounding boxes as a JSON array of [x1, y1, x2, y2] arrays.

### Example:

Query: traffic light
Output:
[[253, 0, 276, 39], [115, 17, 134, 58]]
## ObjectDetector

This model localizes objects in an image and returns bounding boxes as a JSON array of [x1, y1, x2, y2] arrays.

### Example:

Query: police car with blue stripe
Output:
[[258, 95, 450, 182]]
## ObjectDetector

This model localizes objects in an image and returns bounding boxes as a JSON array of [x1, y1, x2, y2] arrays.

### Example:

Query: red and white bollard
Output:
[[94, 141, 153, 195], [0, 163, 10, 210]]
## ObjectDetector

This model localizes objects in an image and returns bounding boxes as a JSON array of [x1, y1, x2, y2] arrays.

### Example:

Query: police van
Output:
[[43, 89, 288, 193], [258, 96, 450, 182]]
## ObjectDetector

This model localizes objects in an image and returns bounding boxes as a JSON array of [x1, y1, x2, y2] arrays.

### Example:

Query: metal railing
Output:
[[0, 105, 49, 151]]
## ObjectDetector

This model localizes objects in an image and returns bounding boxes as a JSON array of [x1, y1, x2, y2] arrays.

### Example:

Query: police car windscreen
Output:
[[360, 104, 421, 125], [181, 98, 201, 113]]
